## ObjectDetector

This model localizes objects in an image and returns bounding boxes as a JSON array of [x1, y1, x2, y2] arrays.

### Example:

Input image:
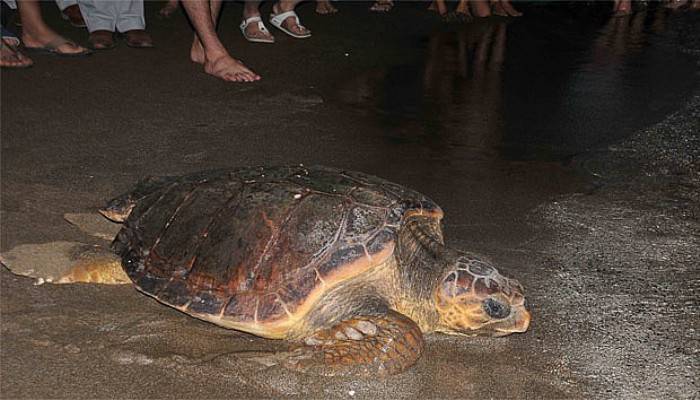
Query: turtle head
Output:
[[433, 254, 530, 337]]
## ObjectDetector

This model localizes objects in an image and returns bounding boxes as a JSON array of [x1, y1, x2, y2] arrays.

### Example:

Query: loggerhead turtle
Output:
[[7, 165, 531, 376]]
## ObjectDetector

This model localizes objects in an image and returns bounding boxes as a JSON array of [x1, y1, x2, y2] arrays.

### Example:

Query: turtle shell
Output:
[[112, 166, 443, 338]]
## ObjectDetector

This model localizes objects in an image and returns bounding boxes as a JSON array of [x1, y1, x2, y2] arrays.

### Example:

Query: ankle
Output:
[[273, 2, 293, 14]]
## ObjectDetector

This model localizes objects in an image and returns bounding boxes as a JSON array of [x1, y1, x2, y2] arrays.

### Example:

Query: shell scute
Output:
[[222, 293, 257, 323], [344, 206, 387, 240], [188, 291, 226, 315], [134, 272, 169, 296], [278, 268, 319, 305], [158, 279, 190, 307], [257, 293, 288, 321], [147, 180, 244, 273], [131, 181, 196, 251], [288, 169, 357, 195], [285, 194, 345, 254], [349, 186, 396, 208], [185, 182, 299, 290], [316, 243, 367, 277]]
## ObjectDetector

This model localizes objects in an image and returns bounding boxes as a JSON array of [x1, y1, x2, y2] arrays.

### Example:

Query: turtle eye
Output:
[[483, 298, 510, 319]]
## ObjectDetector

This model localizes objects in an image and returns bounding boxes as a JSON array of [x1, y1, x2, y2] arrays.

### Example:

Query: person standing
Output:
[[77, 0, 153, 50]]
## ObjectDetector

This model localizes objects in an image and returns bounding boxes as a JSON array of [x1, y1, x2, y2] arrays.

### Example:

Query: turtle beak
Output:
[[494, 307, 531, 336]]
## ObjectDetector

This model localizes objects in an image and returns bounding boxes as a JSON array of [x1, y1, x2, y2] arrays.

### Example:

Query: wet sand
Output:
[[1, 2, 699, 398]]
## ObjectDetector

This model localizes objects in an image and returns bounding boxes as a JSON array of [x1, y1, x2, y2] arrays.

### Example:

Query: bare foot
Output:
[[664, 0, 688, 9], [190, 38, 259, 82], [493, 0, 522, 16], [159, 0, 179, 18], [612, 0, 632, 16], [370, 0, 393, 12], [315, 0, 338, 15], [455, 0, 472, 19], [471, 0, 491, 17], [1, 39, 33, 68], [190, 37, 206, 64], [499, 0, 523, 17], [204, 55, 260, 82], [22, 32, 90, 55], [429, 0, 448, 17]]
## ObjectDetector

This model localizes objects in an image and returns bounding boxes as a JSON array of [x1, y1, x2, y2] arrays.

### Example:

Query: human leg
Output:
[[159, 0, 179, 17], [428, 0, 448, 16], [114, 0, 153, 48], [315, 0, 337, 14], [612, 0, 632, 16], [180, 0, 260, 82], [455, 0, 472, 18], [55, 0, 86, 27], [240, 1, 274, 43], [491, 0, 521, 17], [470, 0, 490, 17], [78, 0, 117, 49], [17, 0, 90, 55], [270, 0, 310, 38]]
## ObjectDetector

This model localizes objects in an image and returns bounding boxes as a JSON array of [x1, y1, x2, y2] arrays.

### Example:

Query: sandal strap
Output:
[[43, 37, 76, 50], [270, 10, 301, 26], [1, 36, 21, 48], [240, 16, 270, 33], [1, 27, 21, 48]]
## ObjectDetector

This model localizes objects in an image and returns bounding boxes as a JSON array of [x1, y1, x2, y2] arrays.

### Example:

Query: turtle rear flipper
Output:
[[286, 311, 424, 376], [1, 241, 129, 285]]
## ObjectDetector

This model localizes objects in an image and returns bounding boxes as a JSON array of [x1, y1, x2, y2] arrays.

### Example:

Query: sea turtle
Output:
[[5, 165, 530, 376]]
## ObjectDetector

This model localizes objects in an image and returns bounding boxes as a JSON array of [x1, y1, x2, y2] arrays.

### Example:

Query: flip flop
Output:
[[1, 27, 20, 48], [88, 30, 116, 50], [240, 16, 275, 44], [1, 40, 33, 68], [269, 10, 311, 39], [124, 30, 154, 48], [25, 37, 92, 57]]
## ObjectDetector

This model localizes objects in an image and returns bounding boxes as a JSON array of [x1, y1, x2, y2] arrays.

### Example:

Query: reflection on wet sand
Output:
[[339, 20, 509, 159], [337, 4, 695, 163], [592, 6, 670, 59], [423, 22, 506, 153]]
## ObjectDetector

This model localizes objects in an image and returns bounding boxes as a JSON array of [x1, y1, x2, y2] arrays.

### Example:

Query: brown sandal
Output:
[[124, 30, 154, 49], [88, 30, 116, 50]]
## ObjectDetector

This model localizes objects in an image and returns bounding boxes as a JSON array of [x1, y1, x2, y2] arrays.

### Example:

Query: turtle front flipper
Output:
[[287, 311, 424, 376]]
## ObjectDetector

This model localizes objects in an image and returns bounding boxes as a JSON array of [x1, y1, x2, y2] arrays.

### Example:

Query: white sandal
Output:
[[269, 10, 311, 39], [240, 16, 275, 44]]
